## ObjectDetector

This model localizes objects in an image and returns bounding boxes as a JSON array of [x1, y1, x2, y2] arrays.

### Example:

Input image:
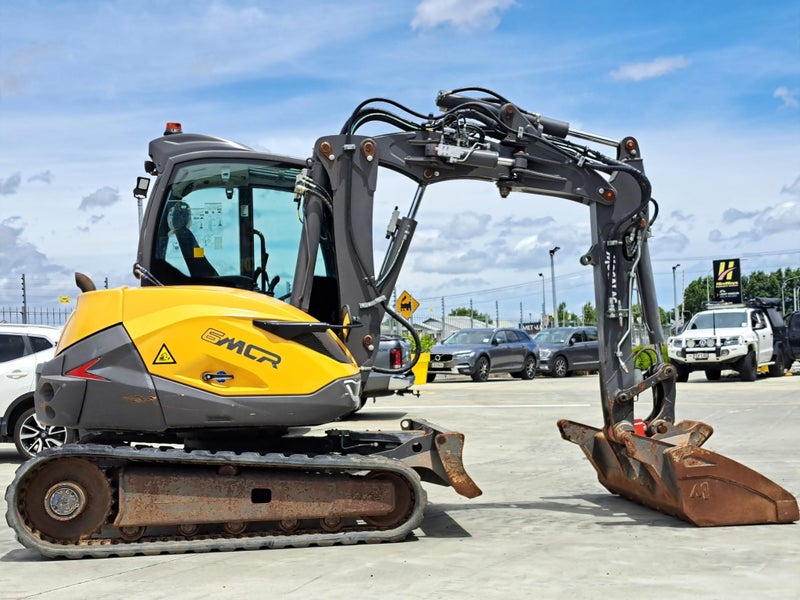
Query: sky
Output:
[[1, 0, 799, 325]]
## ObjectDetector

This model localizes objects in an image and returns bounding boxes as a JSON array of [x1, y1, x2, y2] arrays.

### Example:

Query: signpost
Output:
[[396, 290, 419, 319], [713, 258, 742, 303]]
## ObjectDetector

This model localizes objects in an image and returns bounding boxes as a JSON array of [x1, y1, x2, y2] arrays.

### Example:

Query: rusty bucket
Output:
[[558, 419, 799, 526]]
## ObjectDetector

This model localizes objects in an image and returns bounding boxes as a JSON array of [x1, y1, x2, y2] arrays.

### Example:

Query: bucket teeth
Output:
[[558, 419, 799, 526]]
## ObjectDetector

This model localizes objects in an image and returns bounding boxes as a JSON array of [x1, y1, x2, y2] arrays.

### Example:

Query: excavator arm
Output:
[[291, 88, 798, 526], [292, 88, 668, 440]]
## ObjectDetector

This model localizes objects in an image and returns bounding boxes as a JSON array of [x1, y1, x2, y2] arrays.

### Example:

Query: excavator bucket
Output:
[[558, 419, 799, 526]]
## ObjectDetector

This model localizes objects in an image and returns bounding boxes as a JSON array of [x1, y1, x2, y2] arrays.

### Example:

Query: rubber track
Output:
[[5, 444, 427, 559]]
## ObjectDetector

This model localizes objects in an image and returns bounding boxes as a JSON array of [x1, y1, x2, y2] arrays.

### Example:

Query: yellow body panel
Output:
[[61, 286, 358, 396], [58, 287, 127, 353]]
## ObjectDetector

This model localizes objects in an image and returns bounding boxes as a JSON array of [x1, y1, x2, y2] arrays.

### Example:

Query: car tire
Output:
[[768, 362, 786, 377], [13, 406, 77, 459], [552, 355, 568, 378], [470, 356, 490, 382], [515, 355, 537, 380], [426, 373, 437, 383], [768, 348, 787, 377], [739, 351, 757, 382], [704, 368, 722, 381]]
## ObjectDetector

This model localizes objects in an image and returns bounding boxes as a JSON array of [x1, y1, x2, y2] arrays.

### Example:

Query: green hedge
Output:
[[632, 343, 669, 372]]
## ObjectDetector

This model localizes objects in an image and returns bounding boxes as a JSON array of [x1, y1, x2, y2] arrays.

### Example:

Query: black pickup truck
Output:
[[786, 310, 800, 368]]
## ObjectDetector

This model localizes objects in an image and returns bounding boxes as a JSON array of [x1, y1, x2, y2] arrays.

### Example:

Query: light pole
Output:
[[538, 272, 546, 327], [549, 246, 560, 327], [782, 275, 800, 314], [672, 264, 681, 329]]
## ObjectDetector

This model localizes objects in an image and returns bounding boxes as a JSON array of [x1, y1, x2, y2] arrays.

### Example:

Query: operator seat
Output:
[[169, 202, 218, 278]]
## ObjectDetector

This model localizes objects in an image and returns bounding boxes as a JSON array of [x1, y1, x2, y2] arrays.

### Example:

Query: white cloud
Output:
[[0, 217, 73, 304], [611, 56, 690, 81], [0, 172, 21, 195], [722, 208, 760, 223], [774, 86, 799, 109], [412, 0, 516, 32], [27, 170, 53, 184], [781, 175, 800, 196], [78, 186, 120, 211], [444, 211, 491, 239]]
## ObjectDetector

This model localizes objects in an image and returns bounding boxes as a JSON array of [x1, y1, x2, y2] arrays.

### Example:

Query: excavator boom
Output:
[[292, 88, 797, 525]]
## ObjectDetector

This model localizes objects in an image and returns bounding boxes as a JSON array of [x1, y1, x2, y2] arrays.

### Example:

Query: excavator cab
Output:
[[136, 129, 349, 332]]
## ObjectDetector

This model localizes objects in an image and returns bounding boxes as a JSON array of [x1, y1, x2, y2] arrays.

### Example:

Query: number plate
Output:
[[430, 361, 444, 369], [692, 352, 709, 360]]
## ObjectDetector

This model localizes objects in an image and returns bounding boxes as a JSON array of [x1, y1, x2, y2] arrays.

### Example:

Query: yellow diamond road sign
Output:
[[396, 290, 419, 319]]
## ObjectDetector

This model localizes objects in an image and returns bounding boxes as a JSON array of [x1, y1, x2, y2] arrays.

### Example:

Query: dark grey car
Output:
[[427, 328, 539, 382], [534, 326, 599, 377]]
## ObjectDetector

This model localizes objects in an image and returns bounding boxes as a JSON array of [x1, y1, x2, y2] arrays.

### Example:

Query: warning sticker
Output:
[[153, 344, 176, 365]]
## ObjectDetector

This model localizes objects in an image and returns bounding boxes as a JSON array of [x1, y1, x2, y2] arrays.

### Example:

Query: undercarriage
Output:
[[6, 420, 480, 558]]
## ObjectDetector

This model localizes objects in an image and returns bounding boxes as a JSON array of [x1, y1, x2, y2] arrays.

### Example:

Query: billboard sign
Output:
[[713, 259, 742, 303]]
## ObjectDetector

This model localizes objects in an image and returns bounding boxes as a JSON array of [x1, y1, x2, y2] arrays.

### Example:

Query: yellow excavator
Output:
[[5, 88, 797, 558]]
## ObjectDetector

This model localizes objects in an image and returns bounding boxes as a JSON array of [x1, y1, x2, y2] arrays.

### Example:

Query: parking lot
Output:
[[1, 372, 798, 599]]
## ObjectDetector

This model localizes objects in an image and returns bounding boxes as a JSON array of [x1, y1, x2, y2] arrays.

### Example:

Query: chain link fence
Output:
[[0, 306, 73, 326]]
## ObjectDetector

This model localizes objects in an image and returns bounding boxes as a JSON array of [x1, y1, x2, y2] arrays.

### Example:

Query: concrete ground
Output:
[[1, 372, 798, 599]]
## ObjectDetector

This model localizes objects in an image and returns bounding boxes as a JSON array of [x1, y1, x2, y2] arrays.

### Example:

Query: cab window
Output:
[[152, 160, 327, 296]]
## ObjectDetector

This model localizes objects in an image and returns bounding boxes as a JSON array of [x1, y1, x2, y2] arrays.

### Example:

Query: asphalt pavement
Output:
[[1, 371, 798, 599]]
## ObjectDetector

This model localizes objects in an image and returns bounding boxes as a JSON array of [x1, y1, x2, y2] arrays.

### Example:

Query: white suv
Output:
[[0, 324, 76, 457]]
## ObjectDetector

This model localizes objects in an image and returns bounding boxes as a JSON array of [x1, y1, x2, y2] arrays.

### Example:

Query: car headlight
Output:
[[721, 336, 742, 346], [670, 338, 682, 348], [453, 350, 475, 359], [540, 349, 551, 358]]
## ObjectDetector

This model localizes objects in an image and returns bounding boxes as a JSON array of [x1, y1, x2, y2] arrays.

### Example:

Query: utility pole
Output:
[[21, 274, 28, 324], [549, 247, 560, 327], [539, 272, 546, 327], [672, 264, 681, 330], [441, 296, 445, 341], [469, 298, 474, 328]]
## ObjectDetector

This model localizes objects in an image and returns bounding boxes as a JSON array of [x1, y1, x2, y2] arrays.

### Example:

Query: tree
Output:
[[742, 270, 781, 300], [556, 302, 581, 326], [683, 277, 708, 316], [449, 307, 492, 324], [678, 266, 800, 317], [582, 302, 596, 325]]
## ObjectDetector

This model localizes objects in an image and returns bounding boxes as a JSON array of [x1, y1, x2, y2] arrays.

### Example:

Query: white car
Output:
[[0, 323, 76, 457]]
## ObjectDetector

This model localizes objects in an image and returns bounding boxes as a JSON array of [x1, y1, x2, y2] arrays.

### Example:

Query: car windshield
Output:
[[690, 311, 747, 329], [444, 330, 493, 345], [533, 329, 571, 344]]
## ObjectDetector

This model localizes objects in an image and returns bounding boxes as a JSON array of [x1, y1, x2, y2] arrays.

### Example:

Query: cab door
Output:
[[788, 312, 800, 361], [752, 310, 773, 364]]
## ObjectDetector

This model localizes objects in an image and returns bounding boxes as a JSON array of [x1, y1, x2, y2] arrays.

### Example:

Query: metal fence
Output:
[[0, 306, 73, 326]]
